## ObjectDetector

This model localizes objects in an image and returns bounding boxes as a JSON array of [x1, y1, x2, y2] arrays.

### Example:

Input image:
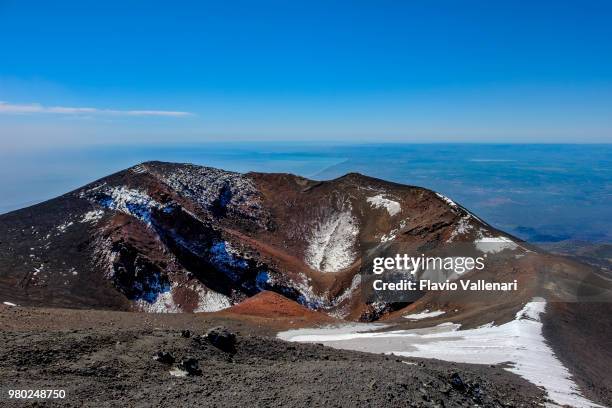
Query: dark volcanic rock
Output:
[[152, 351, 175, 364], [205, 326, 236, 353], [449, 372, 465, 391], [176, 357, 202, 376]]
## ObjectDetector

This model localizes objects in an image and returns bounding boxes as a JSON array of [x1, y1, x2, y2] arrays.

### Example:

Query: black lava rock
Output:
[[205, 327, 236, 353], [450, 372, 465, 392], [152, 351, 175, 365], [177, 357, 202, 376]]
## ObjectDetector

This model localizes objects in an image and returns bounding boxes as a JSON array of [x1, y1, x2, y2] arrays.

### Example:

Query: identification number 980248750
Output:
[[7, 389, 66, 399]]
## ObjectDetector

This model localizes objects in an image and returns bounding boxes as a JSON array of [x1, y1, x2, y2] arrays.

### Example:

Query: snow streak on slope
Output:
[[305, 210, 359, 273], [403, 309, 446, 320], [435, 192, 458, 208], [278, 300, 601, 408]]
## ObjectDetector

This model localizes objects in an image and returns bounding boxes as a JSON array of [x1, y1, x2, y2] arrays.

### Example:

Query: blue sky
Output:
[[1, 0, 611, 149]]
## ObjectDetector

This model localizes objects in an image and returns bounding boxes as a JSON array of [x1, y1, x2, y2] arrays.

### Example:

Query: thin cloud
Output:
[[0, 101, 192, 117]]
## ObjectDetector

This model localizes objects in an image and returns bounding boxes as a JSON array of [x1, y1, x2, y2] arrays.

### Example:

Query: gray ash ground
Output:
[[0, 312, 546, 407]]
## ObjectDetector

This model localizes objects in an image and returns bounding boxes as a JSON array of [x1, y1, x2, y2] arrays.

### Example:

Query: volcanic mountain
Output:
[[0, 161, 531, 315], [1, 161, 611, 406], [0, 161, 609, 317]]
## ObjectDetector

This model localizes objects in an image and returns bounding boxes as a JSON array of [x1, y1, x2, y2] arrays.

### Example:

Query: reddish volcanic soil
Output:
[[219, 291, 336, 324]]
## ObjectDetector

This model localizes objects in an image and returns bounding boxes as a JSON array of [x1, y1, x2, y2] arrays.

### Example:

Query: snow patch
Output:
[[56, 221, 74, 233], [169, 369, 188, 377], [33, 263, 44, 275], [278, 323, 388, 342], [90, 186, 163, 225], [81, 209, 105, 224], [380, 231, 397, 243], [475, 236, 518, 253], [403, 309, 446, 320], [131, 164, 148, 174], [366, 195, 401, 216], [194, 288, 232, 312], [305, 210, 359, 273], [380, 219, 408, 243], [447, 216, 473, 242], [136, 289, 181, 313]]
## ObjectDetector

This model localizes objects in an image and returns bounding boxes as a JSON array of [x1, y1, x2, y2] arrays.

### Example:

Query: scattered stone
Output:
[[433, 399, 446, 408], [175, 357, 202, 376], [181, 329, 191, 338], [152, 351, 175, 364], [450, 372, 466, 392], [205, 326, 236, 353], [469, 383, 483, 402]]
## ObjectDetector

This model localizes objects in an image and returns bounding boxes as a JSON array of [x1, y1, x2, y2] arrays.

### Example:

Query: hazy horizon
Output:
[[1, 143, 610, 245]]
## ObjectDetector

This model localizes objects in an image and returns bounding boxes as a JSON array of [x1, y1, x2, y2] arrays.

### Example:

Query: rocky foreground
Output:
[[0, 306, 546, 407]]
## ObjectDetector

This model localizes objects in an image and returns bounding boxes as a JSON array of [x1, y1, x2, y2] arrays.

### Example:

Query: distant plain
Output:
[[1, 143, 610, 244]]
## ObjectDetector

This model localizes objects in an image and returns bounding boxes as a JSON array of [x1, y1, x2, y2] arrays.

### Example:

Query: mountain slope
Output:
[[1, 161, 609, 321], [0, 161, 511, 317]]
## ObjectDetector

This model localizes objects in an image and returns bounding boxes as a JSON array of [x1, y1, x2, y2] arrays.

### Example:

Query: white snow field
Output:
[[474, 236, 519, 253], [366, 195, 401, 216], [278, 299, 602, 408]]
